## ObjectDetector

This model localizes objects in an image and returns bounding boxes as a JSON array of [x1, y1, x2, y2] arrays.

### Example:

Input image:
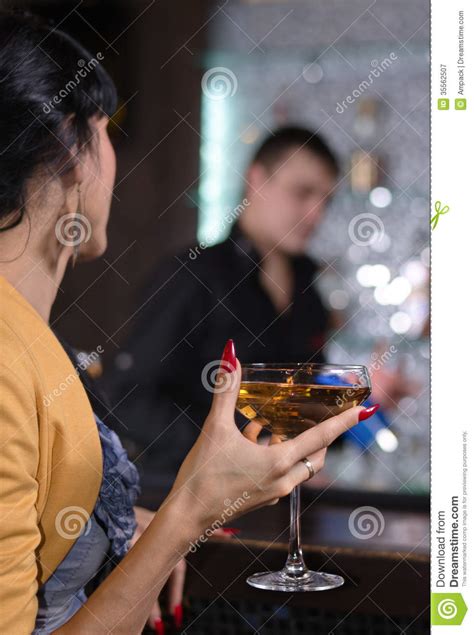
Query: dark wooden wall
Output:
[[38, 0, 211, 356]]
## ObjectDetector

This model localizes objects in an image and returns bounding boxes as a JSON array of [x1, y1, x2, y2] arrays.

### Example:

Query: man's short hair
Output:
[[251, 125, 339, 176]]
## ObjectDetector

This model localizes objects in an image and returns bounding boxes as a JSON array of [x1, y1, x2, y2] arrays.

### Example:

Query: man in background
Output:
[[105, 127, 348, 488]]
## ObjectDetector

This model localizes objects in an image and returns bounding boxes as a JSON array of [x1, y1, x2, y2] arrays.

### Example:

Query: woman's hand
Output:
[[168, 342, 376, 534], [58, 342, 376, 635]]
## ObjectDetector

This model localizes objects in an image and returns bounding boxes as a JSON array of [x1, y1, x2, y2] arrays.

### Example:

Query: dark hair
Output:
[[251, 126, 339, 176], [0, 12, 117, 232]]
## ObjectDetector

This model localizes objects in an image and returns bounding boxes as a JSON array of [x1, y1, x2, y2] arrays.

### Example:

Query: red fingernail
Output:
[[173, 604, 183, 629], [154, 617, 164, 635], [220, 339, 236, 373], [222, 527, 241, 535], [358, 404, 380, 421]]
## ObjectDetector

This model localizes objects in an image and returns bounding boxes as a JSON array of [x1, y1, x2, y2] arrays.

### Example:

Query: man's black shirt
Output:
[[105, 226, 329, 489]]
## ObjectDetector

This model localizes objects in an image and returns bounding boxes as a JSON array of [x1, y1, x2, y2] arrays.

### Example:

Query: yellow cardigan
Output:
[[0, 275, 103, 634]]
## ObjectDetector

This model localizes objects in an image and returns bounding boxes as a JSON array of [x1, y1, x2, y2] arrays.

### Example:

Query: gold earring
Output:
[[72, 184, 81, 268]]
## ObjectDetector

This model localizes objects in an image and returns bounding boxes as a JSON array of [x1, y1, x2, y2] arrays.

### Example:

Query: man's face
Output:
[[246, 147, 337, 254]]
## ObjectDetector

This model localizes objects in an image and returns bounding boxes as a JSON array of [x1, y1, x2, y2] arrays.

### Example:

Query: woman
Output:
[[0, 13, 378, 635]]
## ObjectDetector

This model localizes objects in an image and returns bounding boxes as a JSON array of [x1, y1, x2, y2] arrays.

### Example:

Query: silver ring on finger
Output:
[[300, 457, 315, 481]]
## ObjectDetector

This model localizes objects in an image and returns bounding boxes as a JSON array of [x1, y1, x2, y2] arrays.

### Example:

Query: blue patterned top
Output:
[[33, 415, 140, 634], [93, 415, 141, 557]]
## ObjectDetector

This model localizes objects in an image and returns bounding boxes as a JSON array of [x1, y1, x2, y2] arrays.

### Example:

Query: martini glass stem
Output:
[[284, 485, 308, 577]]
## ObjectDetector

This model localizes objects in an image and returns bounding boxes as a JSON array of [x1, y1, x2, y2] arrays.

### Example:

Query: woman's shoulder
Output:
[[1, 313, 35, 391], [0, 276, 53, 388], [0, 278, 100, 418]]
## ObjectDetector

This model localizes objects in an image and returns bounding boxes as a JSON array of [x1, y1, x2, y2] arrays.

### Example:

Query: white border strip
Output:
[[431, 0, 472, 630]]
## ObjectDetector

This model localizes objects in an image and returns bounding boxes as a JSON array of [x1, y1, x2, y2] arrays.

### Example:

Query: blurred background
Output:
[[2, 0, 430, 632], [15, 0, 429, 498], [197, 0, 430, 498]]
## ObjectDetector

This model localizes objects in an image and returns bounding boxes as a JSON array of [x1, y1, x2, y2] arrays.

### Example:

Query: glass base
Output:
[[246, 569, 344, 592]]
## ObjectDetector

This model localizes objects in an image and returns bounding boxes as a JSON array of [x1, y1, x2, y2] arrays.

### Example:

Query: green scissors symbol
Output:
[[431, 201, 450, 230]]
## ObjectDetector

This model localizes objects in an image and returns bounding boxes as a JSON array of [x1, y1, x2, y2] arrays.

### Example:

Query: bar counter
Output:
[[139, 487, 430, 634]]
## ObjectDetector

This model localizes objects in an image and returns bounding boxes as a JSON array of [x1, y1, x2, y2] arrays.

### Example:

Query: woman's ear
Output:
[[58, 155, 84, 193]]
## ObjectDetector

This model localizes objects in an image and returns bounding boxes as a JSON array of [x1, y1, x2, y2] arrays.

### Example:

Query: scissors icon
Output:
[[431, 201, 450, 230]]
